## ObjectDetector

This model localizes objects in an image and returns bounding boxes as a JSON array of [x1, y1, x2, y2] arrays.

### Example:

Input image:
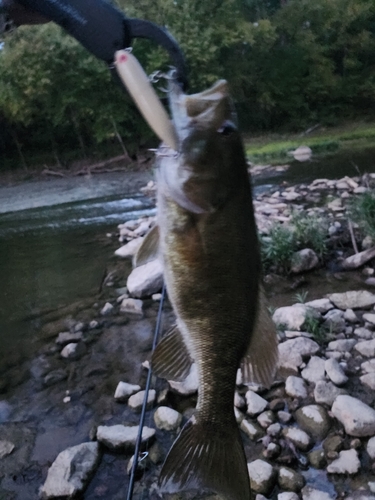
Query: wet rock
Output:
[[127, 259, 163, 298], [327, 449, 360, 474], [323, 435, 344, 454], [295, 404, 331, 440], [154, 407, 182, 431], [114, 382, 141, 402], [44, 369, 68, 387], [327, 339, 357, 352], [128, 389, 156, 412], [278, 466, 305, 492], [285, 376, 307, 398], [332, 395, 375, 436], [247, 459, 276, 495], [301, 486, 334, 499], [367, 436, 375, 459], [273, 304, 318, 331], [240, 419, 264, 441], [246, 391, 268, 417], [323, 309, 345, 333], [40, 442, 100, 499], [100, 302, 114, 316], [314, 381, 346, 406], [96, 425, 155, 452], [301, 356, 326, 384], [325, 358, 348, 386], [0, 440, 14, 459], [308, 449, 326, 468], [305, 298, 333, 313], [120, 298, 143, 316], [278, 493, 300, 500], [342, 247, 375, 270], [169, 363, 199, 395], [355, 339, 375, 357], [61, 342, 87, 360], [360, 373, 375, 390], [115, 237, 143, 258], [290, 249, 319, 274], [56, 331, 83, 345], [327, 290, 375, 309], [278, 337, 320, 372], [282, 427, 312, 451]]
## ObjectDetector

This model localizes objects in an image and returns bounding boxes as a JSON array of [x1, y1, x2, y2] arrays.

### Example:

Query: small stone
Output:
[[128, 390, 156, 412], [325, 358, 348, 386], [257, 411, 275, 428], [120, 298, 143, 316], [301, 486, 334, 500], [273, 304, 318, 331], [169, 363, 199, 396], [96, 425, 155, 451], [267, 423, 281, 437], [308, 449, 326, 468], [264, 442, 280, 459], [295, 405, 331, 440], [278, 411, 292, 424], [278, 337, 320, 372], [114, 238, 143, 258], [269, 398, 285, 412], [290, 249, 319, 274], [89, 320, 99, 329], [327, 339, 357, 352], [43, 369, 68, 387], [56, 331, 83, 345], [327, 449, 360, 474], [278, 493, 299, 500], [152, 293, 162, 301], [355, 339, 375, 357], [282, 427, 312, 451], [154, 407, 182, 431], [332, 395, 375, 436], [100, 302, 114, 316], [247, 459, 276, 495], [301, 356, 325, 384], [323, 309, 345, 333], [344, 309, 358, 323], [60, 342, 86, 360], [148, 442, 163, 465], [323, 435, 343, 454], [285, 376, 307, 398], [114, 382, 141, 402], [305, 298, 333, 313], [362, 359, 375, 373], [0, 440, 15, 459], [246, 391, 268, 417], [240, 419, 264, 441], [350, 438, 361, 449], [63, 396, 71, 403], [360, 373, 375, 390], [314, 380, 347, 406], [367, 436, 375, 459], [354, 327, 373, 339], [278, 466, 305, 492], [127, 259, 163, 298]]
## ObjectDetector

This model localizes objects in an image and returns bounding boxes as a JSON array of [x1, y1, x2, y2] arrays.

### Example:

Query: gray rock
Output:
[[332, 395, 375, 436], [278, 411, 292, 424], [314, 381, 346, 406], [154, 406, 182, 431], [323, 309, 345, 333], [301, 486, 334, 500], [246, 391, 268, 417], [278, 337, 320, 372], [96, 425, 155, 451], [247, 459, 276, 495], [344, 309, 358, 323], [305, 298, 333, 313], [278, 493, 300, 500], [308, 449, 326, 468], [169, 363, 199, 396], [282, 427, 312, 451], [285, 376, 307, 398], [367, 436, 375, 459], [114, 237, 143, 258], [240, 419, 264, 441], [327, 449, 360, 474], [127, 259, 163, 298], [327, 339, 357, 352], [290, 249, 319, 274], [56, 331, 83, 345], [325, 358, 348, 386], [295, 405, 331, 440], [273, 304, 319, 331], [43, 369, 68, 387], [342, 247, 375, 270], [40, 442, 100, 499], [301, 356, 326, 384], [60, 342, 86, 360], [267, 423, 282, 437], [128, 389, 156, 412], [360, 373, 375, 390], [100, 302, 114, 316], [327, 290, 375, 309], [354, 327, 373, 339], [363, 313, 375, 325], [120, 298, 143, 316], [278, 466, 305, 492], [0, 440, 15, 459], [355, 339, 375, 357], [114, 382, 141, 402], [362, 359, 375, 373]]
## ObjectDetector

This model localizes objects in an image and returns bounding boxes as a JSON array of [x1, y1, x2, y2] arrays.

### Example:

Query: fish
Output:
[[135, 79, 278, 499]]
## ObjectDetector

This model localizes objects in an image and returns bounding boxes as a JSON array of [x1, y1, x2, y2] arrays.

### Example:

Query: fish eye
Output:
[[217, 120, 236, 136]]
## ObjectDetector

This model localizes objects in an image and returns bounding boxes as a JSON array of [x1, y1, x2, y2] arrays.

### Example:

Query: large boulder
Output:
[[332, 395, 375, 436], [327, 290, 375, 310]]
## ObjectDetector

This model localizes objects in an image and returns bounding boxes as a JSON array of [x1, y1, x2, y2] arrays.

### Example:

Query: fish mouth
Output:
[[168, 79, 235, 146]]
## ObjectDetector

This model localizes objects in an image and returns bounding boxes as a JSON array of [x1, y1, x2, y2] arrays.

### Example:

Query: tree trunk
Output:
[[9, 126, 28, 170], [110, 116, 131, 162], [70, 108, 87, 159]]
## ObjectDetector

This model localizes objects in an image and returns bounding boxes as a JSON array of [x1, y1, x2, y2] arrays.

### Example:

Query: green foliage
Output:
[[292, 211, 328, 257], [261, 224, 295, 273], [294, 290, 309, 303], [349, 190, 375, 240], [303, 313, 327, 345]]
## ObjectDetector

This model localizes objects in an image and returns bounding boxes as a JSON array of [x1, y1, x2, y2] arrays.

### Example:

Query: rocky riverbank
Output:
[[2, 169, 375, 499]]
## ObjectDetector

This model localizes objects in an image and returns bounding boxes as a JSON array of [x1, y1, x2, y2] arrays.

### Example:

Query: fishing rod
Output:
[[126, 284, 166, 500]]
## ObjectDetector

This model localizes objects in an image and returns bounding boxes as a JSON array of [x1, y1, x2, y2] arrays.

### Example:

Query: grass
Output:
[[245, 120, 375, 165], [349, 191, 375, 241], [303, 313, 328, 345]]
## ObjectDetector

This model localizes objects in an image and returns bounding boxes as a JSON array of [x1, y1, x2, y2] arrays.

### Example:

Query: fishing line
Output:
[[126, 284, 166, 500]]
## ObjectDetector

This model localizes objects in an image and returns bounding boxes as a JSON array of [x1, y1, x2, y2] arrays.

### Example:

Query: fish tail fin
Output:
[[159, 414, 251, 500]]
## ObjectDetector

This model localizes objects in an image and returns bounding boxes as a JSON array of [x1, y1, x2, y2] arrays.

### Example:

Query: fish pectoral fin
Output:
[[133, 224, 160, 268], [241, 287, 278, 388], [151, 325, 193, 381], [159, 416, 251, 500]]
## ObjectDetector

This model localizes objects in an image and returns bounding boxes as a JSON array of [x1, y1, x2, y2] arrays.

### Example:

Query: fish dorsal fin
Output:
[[241, 287, 278, 388], [159, 416, 251, 500], [151, 325, 193, 382], [133, 224, 160, 268]]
